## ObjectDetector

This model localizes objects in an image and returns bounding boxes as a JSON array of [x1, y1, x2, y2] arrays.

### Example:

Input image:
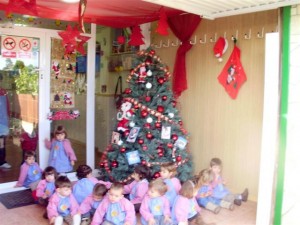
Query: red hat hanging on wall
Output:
[[213, 37, 228, 62]]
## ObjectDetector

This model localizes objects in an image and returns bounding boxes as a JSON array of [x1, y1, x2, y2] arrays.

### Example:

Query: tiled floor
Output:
[[0, 200, 257, 225]]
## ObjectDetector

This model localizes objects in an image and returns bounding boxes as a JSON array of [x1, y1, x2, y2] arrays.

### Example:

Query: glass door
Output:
[[0, 27, 47, 184]]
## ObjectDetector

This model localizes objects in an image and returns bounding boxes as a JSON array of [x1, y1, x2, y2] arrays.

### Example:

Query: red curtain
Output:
[[168, 14, 201, 97]]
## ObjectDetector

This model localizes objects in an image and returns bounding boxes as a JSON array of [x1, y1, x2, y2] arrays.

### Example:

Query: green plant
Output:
[[14, 65, 38, 95]]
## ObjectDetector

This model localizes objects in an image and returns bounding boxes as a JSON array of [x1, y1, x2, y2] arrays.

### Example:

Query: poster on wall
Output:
[[50, 38, 76, 108]]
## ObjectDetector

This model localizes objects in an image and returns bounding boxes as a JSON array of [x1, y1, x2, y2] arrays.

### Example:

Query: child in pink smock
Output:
[[171, 180, 212, 225], [160, 162, 181, 207], [73, 164, 111, 205], [79, 183, 108, 225], [91, 183, 136, 225], [47, 176, 81, 225], [123, 164, 150, 212], [15, 151, 42, 190], [140, 178, 172, 225], [44, 125, 77, 174]]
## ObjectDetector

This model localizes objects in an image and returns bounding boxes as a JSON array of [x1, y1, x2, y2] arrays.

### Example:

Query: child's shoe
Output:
[[241, 188, 249, 202], [234, 199, 242, 206]]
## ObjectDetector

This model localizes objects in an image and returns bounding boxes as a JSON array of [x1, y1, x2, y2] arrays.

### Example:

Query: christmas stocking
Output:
[[217, 45, 247, 99]]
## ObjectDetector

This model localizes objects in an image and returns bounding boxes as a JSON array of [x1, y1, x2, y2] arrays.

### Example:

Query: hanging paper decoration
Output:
[[48, 110, 80, 120], [155, 7, 169, 36], [58, 24, 90, 55], [217, 45, 247, 99], [78, 0, 87, 33], [6, 0, 37, 17], [128, 25, 144, 46]]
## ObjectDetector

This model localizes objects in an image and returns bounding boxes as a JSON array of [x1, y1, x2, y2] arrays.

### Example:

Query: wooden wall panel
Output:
[[151, 10, 278, 201]]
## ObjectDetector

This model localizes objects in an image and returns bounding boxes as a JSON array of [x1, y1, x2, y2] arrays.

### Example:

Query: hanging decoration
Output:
[[217, 39, 247, 99], [78, 0, 87, 33], [155, 7, 169, 36], [47, 109, 80, 120], [128, 25, 145, 46], [58, 24, 91, 55]]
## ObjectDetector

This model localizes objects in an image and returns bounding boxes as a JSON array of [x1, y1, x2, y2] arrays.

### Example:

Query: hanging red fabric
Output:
[[168, 14, 201, 98]]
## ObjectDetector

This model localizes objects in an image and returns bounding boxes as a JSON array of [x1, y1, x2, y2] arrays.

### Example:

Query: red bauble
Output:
[[141, 110, 148, 117], [157, 147, 163, 154], [142, 145, 148, 151], [134, 104, 139, 109], [120, 147, 126, 153], [171, 134, 178, 141], [157, 105, 164, 113], [158, 152, 164, 157], [124, 130, 130, 137], [99, 162, 104, 168], [124, 88, 132, 94], [149, 49, 156, 55], [179, 120, 183, 126], [153, 172, 160, 178], [176, 155, 182, 162], [146, 132, 153, 139], [172, 101, 177, 107], [145, 59, 152, 65], [144, 123, 151, 129], [162, 95, 167, 101], [111, 160, 118, 168], [155, 122, 161, 129], [157, 77, 165, 84], [167, 143, 173, 148], [138, 139, 144, 144], [145, 96, 151, 102], [141, 159, 147, 165]]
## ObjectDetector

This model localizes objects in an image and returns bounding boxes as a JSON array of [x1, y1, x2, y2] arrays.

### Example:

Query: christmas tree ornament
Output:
[[145, 96, 151, 102], [155, 122, 162, 129], [146, 132, 153, 139], [158, 152, 164, 157], [217, 44, 247, 99], [172, 100, 177, 107], [167, 143, 173, 148], [99, 162, 104, 168], [124, 88, 132, 94], [129, 121, 135, 127], [124, 130, 130, 137], [111, 160, 119, 168], [171, 134, 178, 141], [145, 82, 152, 89], [157, 147, 163, 153], [117, 35, 126, 44], [213, 37, 228, 62], [146, 117, 153, 123], [162, 95, 168, 101], [157, 77, 165, 84], [142, 145, 148, 151], [145, 59, 152, 65], [144, 123, 151, 129], [117, 140, 123, 145], [141, 159, 147, 165], [147, 70, 153, 77], [176, 155, 182, 162], [120, 147, 126, 153], [168, 113, 174, 118], [141, 110, 148, 117], [157, 105, 164, 113], [138, 139, 144, 144]]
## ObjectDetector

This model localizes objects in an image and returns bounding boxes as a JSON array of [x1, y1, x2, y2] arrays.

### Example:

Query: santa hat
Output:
[[213, 37, 228, 62]]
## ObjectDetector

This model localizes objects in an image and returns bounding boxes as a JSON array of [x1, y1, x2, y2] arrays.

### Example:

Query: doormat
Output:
[[0, 189, 35, 209]]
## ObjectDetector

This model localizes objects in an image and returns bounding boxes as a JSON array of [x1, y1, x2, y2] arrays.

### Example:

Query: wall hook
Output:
[[244, 29, 251, 40], [171, 39, 180, 47], [189, 36, 197, 45], [152, 40, 162, 48], [257, 27, 264, 38], [231, 30, 239, 41], [210, 33, 217, 43], [163, 39, 170, 47], [199, 34, 206, 44]]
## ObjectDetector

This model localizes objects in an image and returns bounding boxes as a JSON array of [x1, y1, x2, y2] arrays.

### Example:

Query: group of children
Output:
[[13, 124, 249, 225]]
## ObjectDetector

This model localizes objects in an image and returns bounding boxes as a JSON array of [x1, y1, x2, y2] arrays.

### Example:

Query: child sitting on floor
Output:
[[47, 176, 81, 225], [123, 164, 151, 212], [196, 168, 234, 213], [140, 178, 172, 225], [79, 183, 108, 225], [159, 162, 181, 207], [36, 166, 58, 218], [210, 157, 248, 206], [73, 164, 111, 205], [91, 183, 136, 225], [171, 180, 213, 225], [15, 151, 42, 190]]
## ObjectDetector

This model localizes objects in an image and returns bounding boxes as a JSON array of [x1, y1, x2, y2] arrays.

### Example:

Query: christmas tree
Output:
[[99, 48, 193, 183]]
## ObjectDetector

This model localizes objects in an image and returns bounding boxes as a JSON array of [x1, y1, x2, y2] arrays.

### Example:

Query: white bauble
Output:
[[146, 117, 153, 123], [146, 82, 152, 89], [129, 121, 135, 127], [118, 140, 123, 145], [168, 113, 174, 118], [147, 70, 153, 76]]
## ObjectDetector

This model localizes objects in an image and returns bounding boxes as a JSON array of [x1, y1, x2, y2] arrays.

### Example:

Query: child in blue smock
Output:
[[45, 125, 77, 174]]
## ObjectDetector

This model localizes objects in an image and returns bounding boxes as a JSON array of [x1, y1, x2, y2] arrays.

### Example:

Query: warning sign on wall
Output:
[[1, 35, 35, 58]]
